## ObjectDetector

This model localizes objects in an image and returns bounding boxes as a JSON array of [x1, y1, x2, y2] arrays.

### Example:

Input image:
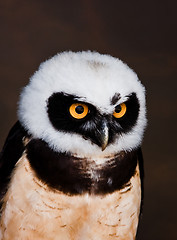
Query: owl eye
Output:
[[113, 103, 127, 118], [69, 103, 89, 119]]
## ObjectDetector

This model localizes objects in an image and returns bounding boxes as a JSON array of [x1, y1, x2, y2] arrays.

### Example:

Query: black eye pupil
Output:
[[115, 105, 121, 113], [75, 105, 84, 114]]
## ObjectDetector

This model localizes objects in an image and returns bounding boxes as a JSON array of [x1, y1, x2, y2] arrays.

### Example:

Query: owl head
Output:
[[18, 51, 147, 159]]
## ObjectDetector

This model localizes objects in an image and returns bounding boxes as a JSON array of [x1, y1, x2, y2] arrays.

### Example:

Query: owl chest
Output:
[[0, 156, 141, 240]]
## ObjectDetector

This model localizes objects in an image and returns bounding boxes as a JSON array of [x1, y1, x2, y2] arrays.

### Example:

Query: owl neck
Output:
[[26, 138, 138, 195]]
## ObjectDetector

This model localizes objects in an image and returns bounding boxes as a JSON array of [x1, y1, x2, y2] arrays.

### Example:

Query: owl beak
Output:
[[99, 120, 109, 151]]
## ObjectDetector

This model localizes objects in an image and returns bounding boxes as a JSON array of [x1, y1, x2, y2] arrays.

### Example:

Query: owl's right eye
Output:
[[69, 103, 89, 119]]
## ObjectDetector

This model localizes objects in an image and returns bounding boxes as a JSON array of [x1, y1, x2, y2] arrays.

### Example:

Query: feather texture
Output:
[[0, 153, 141, 240]]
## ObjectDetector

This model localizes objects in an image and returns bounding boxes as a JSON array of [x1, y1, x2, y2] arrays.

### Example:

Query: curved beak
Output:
[[98, 120, 109, 151]]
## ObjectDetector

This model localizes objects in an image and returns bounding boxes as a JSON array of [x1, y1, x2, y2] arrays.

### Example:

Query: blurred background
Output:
[[0, 0, 177, 239]]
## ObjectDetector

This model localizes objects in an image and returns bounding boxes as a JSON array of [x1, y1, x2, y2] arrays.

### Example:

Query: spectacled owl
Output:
[[0, 51, 147, 240]]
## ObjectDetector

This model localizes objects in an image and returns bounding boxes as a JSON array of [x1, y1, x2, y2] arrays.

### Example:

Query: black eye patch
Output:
[[112, 93, 140, 133], [47, 92, 96, 132], [47, 92, 140, 147]]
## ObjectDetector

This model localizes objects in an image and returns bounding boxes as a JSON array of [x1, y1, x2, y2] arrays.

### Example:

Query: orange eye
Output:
[[113, 103, 127, 118], [69, 103, 89, 119]]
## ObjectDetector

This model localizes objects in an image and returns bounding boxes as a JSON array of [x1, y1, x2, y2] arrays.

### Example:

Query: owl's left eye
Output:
[[113, 103, 127, 118], [69, 103, 89, 119]]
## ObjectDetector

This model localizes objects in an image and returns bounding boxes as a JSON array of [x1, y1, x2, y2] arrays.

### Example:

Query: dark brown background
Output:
[[0, 1, 177, 239]]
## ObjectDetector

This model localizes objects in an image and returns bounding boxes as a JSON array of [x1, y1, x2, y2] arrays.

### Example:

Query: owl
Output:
[[0, 51, 147, 240]]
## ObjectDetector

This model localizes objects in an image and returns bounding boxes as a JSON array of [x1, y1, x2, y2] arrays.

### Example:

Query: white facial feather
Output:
[[18, 51, 147, 158]]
